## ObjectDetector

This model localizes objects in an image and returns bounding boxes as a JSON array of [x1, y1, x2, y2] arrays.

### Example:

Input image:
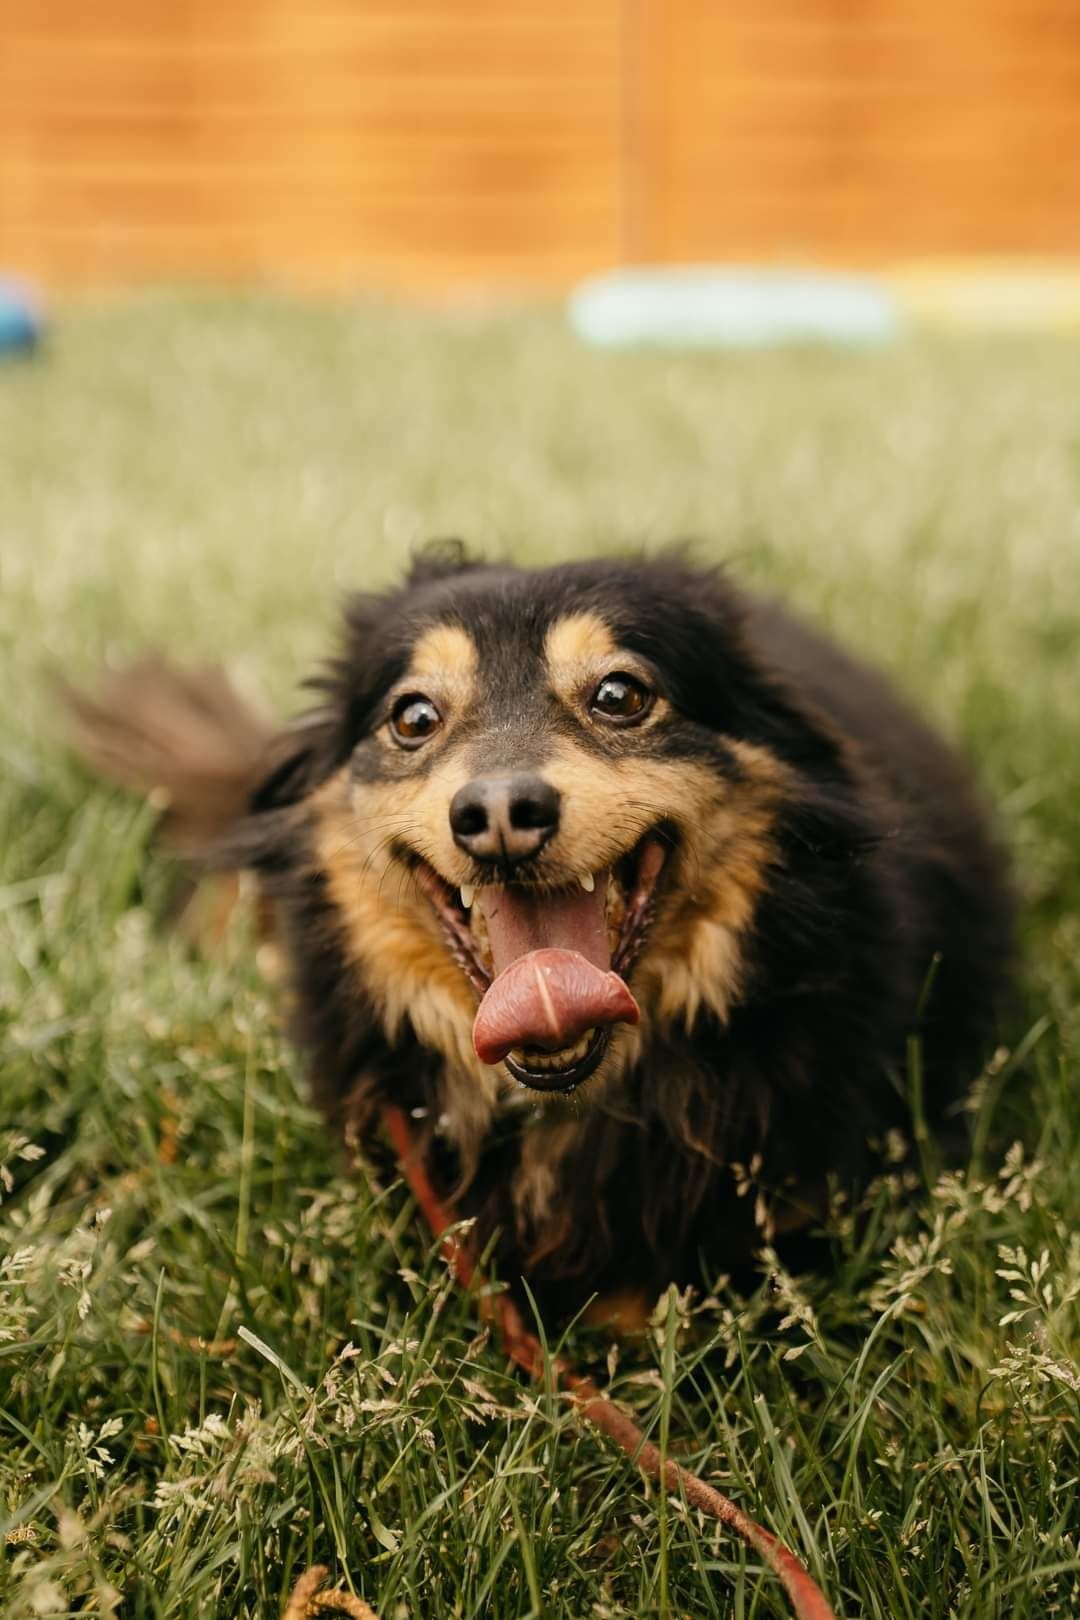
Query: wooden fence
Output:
[[3, 0, 1080, 290]]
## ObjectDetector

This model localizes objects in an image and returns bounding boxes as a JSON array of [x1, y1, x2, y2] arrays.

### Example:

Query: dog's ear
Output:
[[406, 537, 483, 586], [636, 561, 858, 787], [248, 713, 342, 813], [212, 710, 343, 874]]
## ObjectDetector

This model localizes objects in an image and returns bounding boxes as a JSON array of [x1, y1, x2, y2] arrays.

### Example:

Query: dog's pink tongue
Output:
[[472, 884, 639, 1065]]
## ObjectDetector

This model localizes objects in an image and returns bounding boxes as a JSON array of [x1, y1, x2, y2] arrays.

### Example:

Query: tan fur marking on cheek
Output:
[[310, 774, 502, 1148], [408, 623, 478, 691], [541, 738, 785, 1035], [643, 918, 747, 1031], [541, 743, 720, 878], [642, 746, 782, 1032], [319, 756, 473, 887]]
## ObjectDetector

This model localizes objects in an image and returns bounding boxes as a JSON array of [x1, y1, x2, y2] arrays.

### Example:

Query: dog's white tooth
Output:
[[579, 871, 596, 893], [460, 884, 475, 909]]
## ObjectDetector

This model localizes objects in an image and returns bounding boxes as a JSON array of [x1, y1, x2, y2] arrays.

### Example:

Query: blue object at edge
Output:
[[0, 279, 44, 354]]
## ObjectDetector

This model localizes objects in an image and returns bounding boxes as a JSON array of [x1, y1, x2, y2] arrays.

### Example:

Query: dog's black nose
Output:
[[449, 773, 560, 865]]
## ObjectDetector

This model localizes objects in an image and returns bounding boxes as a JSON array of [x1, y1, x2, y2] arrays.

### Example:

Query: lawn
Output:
[[0, 293, 1077, 1619]]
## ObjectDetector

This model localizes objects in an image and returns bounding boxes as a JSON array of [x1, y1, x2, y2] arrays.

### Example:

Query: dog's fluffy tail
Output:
[[62, 660, 275, 860]]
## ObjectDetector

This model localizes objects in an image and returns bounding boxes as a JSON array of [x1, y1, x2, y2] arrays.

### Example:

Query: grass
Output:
[[0, 292, 1078, 1619]]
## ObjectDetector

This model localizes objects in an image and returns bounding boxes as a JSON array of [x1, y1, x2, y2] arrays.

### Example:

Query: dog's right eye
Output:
[[590, 673, 653, 725], [389, 694, 443, 748]]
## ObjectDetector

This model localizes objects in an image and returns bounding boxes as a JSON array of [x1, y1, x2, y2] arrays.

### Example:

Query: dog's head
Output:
[[252, 548, 812, 1106]]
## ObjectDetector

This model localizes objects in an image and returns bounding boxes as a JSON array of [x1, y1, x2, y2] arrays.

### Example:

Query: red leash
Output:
[[382, 1104, 840, 1620]]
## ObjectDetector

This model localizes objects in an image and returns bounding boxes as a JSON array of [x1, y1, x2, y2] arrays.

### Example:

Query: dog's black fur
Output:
[[71, 548, 1014, 1321]]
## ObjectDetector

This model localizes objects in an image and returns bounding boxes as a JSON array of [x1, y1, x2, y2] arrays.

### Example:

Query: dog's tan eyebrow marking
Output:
[[405, 623, 478, 693], [544, 612, 618, 674], [544, 611, 657, 716]]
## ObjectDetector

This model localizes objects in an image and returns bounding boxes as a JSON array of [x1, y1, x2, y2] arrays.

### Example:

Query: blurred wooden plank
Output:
[[4, 0, 1080, 288], [637, 0, 1080, 264], [0, 0, 624, 287]]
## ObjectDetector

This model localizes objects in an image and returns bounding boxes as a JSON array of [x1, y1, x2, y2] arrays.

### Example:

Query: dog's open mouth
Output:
[[414, 833, 668, 1092]]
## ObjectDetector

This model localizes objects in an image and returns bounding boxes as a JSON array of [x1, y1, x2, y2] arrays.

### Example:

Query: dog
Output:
[[68, 546, 1014, 1323]]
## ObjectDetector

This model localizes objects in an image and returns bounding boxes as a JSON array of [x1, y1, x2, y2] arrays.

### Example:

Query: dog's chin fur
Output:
[[69, 546, 1015, 1321]]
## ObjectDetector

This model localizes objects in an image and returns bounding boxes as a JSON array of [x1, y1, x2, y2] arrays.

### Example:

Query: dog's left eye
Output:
[[590, 673, 653, 724], [390, 693, 443, 747]]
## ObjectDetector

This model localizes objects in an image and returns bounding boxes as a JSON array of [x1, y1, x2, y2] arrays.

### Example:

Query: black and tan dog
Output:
[[70, 547, 1014, 1321]]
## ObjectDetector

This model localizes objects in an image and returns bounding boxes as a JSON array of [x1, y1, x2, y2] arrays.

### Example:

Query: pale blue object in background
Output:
[[0, 278, 44, 355], [569, 266, 903, 349]]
